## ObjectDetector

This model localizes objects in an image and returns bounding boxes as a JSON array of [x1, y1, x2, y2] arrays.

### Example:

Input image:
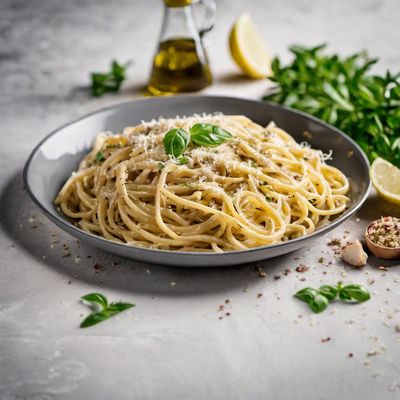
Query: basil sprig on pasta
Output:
[[163, 123, 232, 157], [163, 128, 190, 157], [190, 123, 232, 146]]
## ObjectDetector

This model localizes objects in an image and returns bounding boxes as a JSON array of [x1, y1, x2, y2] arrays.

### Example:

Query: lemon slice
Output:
[[370, 157, 400, 205], [229, 13, 272, 79]]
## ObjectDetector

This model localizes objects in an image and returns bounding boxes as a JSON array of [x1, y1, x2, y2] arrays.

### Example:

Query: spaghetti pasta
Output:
[[55, 114, 350, 252]]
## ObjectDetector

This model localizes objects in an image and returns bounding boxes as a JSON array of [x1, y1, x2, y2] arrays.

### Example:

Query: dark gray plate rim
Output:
[[23, 95, 371, 257]]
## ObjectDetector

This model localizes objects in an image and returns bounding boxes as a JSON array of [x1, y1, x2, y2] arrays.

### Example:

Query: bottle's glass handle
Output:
[[194, 0, 216, 38]]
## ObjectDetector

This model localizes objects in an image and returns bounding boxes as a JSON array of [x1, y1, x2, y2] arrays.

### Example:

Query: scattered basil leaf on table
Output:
[[339, 290, 353, 302], [294, 282, 371, 313], [318, 285, 339, 301], [308, 293, 329, 314], [264, 44, 400, 167], [81, 293, 108, 308], [294, 287, 318, 303], [340, 284, 371, 302], [91, 60, 131, 97], [80, 293, 135, 328]]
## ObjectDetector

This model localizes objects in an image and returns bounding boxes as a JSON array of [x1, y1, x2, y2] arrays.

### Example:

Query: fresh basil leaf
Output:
[[294, 287, 318, 303], [163, 128, 190, 157], [80, 311, 110, 328], [341, 284, 371, 302], [308, 293, 329, 313], [81, 293, 108, 309], [190, 123, 232, 147], [339, 290, 352, 301], [80, 294, 135, 328], [91, 60, 130, 97], [108, 302, 135, 314], [318, 285, 339, 301]]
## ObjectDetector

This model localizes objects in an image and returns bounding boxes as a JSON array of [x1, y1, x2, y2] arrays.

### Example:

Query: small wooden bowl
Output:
[[365, 221, 400, 260]]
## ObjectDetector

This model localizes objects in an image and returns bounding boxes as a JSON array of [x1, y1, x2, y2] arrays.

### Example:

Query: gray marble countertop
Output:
[[1, 1, 400, 399]]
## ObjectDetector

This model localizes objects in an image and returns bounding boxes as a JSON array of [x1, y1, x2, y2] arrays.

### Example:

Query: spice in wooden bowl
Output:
[[365, 216, 400, 260]]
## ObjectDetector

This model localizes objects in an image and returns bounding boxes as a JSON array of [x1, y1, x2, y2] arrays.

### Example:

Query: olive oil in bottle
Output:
[[148, 38, 212, 95]]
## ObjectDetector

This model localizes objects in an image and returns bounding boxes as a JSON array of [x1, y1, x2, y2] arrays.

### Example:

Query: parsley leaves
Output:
[[91, 60, 131, 97], [264, 44, 400, 167]]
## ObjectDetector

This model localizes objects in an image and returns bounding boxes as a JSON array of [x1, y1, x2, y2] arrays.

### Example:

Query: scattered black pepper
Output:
[[93, 263, 103, 273], [328, 238, 342, 247]]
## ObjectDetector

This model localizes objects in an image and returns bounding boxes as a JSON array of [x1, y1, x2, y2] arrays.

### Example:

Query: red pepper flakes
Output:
[[321, 337, 331, 343], [296, 264, 309, 273]]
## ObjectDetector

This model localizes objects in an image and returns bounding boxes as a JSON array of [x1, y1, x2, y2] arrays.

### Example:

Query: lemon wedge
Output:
[[370, 157, 400, 205], [229, 13, 272, 79]]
